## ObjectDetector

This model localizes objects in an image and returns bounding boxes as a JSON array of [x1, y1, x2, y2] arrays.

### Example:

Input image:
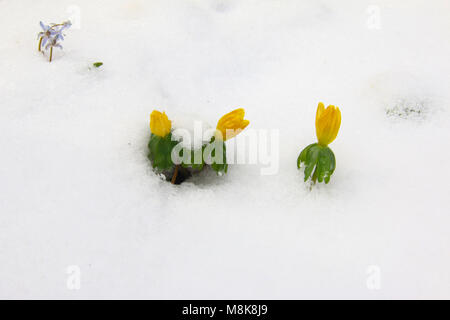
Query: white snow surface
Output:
[[171, 112, 214, 150], [1, 0, 450, 299]]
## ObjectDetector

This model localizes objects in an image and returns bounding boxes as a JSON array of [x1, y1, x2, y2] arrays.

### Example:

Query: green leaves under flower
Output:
[[148, 133, 178, 170], [180, 146, 205, 171], [209, 138, 228, 175], [297, 143, 336, 184], [148, 134, 228, 179]]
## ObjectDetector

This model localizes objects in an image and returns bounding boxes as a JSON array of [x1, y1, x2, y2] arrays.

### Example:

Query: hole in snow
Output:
[[160, 166, 193, 185], [385, 97, 429, 121]]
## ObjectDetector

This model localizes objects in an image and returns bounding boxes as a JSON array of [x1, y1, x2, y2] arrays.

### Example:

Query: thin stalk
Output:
[[171, 165, 180, 184], [38, 37, 43, 52], [49, 47, 53, 62], [307, 168, 317, 191], [311, 167, 318, 184]]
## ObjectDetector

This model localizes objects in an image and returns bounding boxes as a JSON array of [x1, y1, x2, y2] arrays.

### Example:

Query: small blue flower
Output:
[[53, 21, 71, 40], [38, 21, 58, 49], [60, 20, 72, 30], [38, 20, 72, 61], [38, 21, 72, 50], [45, 37, 63, 50], [39, 21, 50, 33]]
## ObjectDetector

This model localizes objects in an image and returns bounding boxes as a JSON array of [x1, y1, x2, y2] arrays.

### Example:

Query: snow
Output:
[[1, 0, 450, 299], [171, 113, 214, 150]]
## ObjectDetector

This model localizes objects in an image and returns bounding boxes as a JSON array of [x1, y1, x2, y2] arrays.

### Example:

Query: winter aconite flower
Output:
[[297, 102, 342, 185], [315, 102, 341, 146], [150, 110, 172, 138], [215, 108, 250, 141], [37, 20, 71, 62], [147, 108, 250, 184]]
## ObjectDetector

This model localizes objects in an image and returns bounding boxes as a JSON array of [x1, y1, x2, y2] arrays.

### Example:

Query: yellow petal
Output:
[[150, 110, 171, 137], [216, 108, 250, 141], [315, 103, 341, 146], [327, 107, 341, 144], [316, 102, 325, 121]]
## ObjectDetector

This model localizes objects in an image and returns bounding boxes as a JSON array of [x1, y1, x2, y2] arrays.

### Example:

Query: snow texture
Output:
[[171, 113, 214, 150], [0, 0, 449, 299]]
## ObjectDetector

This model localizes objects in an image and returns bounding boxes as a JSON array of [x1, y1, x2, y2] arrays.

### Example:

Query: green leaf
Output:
[[209, 139, 228, 175], [181, 147, 205, 170], [321, 147, 336, 184], [297, 143, 317, 168], [148, 133, 177, 170], [93, 62, 103, 68], [297, 143, 336, 184], [303, 145, 321, 182], [316, 148, 329, 183]]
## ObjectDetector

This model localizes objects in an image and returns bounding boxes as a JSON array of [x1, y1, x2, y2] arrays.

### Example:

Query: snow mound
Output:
[[171, 112, 214, 150], [0, 0, 449, 299]]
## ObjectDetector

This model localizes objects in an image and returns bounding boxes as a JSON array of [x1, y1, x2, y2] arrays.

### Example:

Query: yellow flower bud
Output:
[[150, 110, 171, 138], [216, 108, 250, 141], [315, 102, 341, 146]]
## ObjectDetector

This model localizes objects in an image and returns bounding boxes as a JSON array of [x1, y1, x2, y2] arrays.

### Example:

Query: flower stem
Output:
[[311, 168, 318, 184], [49, 47, 53, 62], [38, 37, 43, 52], [171, 165, 180, 184]]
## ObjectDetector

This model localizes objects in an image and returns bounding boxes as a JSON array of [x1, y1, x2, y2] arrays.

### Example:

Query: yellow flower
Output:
[[315, 102, 341, 146], [216, 108, 250, 141], [150, 110, 171, 138]]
